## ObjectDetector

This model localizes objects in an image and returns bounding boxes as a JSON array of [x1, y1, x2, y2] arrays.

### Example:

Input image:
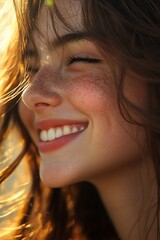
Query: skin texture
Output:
[[19, 0, 147, 187], [18, 1, 156, 239]]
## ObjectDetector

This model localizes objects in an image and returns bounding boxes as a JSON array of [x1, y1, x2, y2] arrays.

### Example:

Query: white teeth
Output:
[[40, 125, 86, 142], [72, 127, 79, 133], [48, 128, 56, 141], [80, 126, 85, 131], [63, 126, 71, 135], [55, 128, 63, 138], [40, 130, 48, 142]]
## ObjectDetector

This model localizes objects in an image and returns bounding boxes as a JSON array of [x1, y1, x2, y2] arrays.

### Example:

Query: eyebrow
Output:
[[24, 31, 93, 58], [49, 31, 93, 49]]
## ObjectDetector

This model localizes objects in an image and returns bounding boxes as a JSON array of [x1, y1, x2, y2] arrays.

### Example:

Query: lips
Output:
[[35, 118, 88, 130], [35, 119, 88, 152]]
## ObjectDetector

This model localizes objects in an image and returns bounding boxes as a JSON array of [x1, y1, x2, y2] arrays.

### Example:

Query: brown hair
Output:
[[0, 0, 160, 239]]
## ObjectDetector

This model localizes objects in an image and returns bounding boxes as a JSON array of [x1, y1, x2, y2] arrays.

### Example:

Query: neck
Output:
[[91, 158, 157, 240]]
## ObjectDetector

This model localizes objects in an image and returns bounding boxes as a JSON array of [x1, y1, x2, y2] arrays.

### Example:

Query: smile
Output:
[[37, 120, 88, 153], [40, 125, 86, 142]]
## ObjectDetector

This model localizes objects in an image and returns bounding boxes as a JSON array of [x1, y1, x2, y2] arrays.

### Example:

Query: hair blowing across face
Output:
[[0, 0, 160, 239]]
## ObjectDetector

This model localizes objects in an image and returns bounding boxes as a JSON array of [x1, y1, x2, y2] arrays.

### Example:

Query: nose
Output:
[[22, 67, 62, 113]]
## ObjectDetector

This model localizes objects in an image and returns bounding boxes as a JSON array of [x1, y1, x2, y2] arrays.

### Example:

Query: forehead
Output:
[[34, 0, 82, 44]]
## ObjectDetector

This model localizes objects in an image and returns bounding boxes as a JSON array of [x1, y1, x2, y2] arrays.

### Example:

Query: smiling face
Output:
[[18, 0, 147, 187]]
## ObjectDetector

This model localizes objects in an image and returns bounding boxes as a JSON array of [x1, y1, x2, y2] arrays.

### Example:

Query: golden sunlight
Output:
[[0, 129, 31, 238]]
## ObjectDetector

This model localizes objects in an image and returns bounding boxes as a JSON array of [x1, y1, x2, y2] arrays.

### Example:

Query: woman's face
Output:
[[19, 0, 147, 187]]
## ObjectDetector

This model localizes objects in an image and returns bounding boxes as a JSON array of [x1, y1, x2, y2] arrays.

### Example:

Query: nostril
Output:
[[22, 91, 62, 111], [21, 81, 63, 111], [35, 102, 50, 107]]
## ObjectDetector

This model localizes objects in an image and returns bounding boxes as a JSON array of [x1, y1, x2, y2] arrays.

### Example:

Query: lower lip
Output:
[[38, 131, 83, 153]]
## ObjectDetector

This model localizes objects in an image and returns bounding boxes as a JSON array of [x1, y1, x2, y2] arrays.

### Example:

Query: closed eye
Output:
[[68, 56, 102, 65], [25, 56, 101, 75]]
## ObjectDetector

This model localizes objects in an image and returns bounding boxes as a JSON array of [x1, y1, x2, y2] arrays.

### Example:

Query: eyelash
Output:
[[26, 56, 101, 75], [68, 56, 101, 65]]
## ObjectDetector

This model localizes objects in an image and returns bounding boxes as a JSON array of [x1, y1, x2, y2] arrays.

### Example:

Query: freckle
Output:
[[29, 67, 62, 98], [65, 72, 112, 96]]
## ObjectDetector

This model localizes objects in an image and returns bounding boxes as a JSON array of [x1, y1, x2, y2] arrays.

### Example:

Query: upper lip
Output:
[[34, 118, 88, 130]]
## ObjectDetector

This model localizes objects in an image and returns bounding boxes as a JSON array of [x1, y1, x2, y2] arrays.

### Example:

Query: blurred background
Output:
[[0, 1, 31, 238], [0, 129, 31, 239]]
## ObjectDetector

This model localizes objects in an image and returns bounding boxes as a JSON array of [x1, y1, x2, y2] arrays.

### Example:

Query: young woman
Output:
[[0, 0, 160, 239]]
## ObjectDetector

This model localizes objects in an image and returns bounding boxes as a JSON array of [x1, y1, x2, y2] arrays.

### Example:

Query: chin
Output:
[[39, 164, 78, 188]]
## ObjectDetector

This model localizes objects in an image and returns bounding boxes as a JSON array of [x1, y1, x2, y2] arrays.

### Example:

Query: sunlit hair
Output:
[[0, 0, 160, 239]]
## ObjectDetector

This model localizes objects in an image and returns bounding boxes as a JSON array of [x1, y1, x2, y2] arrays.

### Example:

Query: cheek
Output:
[[64, 72, 115, 114], [66, 73, 147, 151]]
